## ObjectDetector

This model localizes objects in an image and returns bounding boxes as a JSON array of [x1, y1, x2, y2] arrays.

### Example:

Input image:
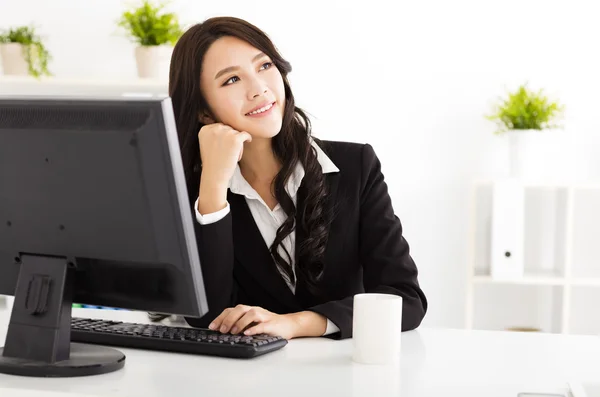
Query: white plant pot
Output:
[[506, 130, 527, 178], [504, 129, 571, 180], [135, 45, 161, 79], [0, 43, 28, 76]]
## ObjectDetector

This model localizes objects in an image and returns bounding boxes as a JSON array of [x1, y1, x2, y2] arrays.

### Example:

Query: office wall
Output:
[[1, 0, 600, 330]]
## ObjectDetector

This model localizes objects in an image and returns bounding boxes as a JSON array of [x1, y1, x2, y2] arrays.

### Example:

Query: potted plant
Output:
[[117, 0, 183, 79], [486, 83, 565, 178], [0, 25, 51, 78]]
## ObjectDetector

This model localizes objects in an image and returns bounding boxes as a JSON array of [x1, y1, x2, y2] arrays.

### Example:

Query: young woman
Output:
[[168, 16, 427, 340]]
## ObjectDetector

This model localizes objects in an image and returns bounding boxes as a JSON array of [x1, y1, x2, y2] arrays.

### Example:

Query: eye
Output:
[[223, 76, 240, 86], [260, 62, 273, 70], [222, 62, 273, 87]]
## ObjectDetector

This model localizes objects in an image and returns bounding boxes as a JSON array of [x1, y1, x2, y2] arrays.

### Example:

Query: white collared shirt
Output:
[[194, 140, 341, 336]]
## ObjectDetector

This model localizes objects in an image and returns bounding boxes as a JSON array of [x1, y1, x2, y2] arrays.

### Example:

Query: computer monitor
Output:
[[0, 96, 209, 377]]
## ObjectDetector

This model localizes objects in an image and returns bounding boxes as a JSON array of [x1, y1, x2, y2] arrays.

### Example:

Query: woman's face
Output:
[[199, 36, 286, 139]]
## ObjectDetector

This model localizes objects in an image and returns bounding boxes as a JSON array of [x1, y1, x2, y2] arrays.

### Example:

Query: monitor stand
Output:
[[0, 254, 125, 377]]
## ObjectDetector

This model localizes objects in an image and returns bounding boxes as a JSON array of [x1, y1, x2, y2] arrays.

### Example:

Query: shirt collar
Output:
[[229, 139, 339, 200]]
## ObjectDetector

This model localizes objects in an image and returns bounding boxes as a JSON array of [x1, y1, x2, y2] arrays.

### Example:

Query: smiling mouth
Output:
[[245, 102, 276, 116]]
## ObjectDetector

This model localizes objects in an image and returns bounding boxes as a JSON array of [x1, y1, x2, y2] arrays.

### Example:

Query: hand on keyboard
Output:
[[209, 305, 299, 339]]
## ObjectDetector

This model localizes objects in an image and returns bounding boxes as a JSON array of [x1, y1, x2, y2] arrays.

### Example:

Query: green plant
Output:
[[0, 25, 51, 77], [117, 0, 183, 46], [486, 83, 565, 135]]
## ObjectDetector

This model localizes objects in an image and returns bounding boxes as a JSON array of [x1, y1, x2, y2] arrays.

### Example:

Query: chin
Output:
[[243, 119, 283, 140]]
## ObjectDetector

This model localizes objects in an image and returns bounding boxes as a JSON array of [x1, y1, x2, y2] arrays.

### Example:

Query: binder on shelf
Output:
[[490, 179, 525, 279]]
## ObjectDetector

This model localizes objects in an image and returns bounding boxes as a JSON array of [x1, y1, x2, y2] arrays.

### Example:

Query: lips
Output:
[[245, 101, 276, 116]]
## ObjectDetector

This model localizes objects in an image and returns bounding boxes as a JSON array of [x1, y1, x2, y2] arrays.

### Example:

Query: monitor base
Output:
[[0, 343, 125, 377], [0, 254, 126, 377]]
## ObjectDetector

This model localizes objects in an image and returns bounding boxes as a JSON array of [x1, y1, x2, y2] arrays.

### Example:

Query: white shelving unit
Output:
[[465, 178, 600, 335]]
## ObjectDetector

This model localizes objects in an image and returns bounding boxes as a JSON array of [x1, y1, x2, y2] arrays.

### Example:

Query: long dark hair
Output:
[[168, 16, 330, 293]]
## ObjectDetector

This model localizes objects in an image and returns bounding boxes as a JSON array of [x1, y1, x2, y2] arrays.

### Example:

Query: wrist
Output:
[[198, 177, 229, 215], [200, 172, 229, 193], [286, 311, 327, 338]]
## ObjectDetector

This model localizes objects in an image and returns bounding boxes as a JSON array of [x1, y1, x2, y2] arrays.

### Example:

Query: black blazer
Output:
[[185, 140, 427, 339]]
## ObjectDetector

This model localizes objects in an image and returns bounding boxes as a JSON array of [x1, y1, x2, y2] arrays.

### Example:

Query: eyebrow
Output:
[[214, 52, 269, 80]]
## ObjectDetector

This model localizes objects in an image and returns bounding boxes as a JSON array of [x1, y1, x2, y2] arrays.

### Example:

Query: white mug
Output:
[[352, 293, 403, 365]]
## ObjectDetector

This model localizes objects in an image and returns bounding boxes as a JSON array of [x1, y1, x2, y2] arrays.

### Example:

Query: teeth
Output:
[[247, 102, 273, 115]]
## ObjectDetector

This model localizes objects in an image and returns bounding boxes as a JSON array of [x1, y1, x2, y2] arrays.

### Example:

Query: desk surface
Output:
[[1, 305, 599, 397]]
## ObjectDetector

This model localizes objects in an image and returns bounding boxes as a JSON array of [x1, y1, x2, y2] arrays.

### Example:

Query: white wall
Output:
[[2, 0, 600, 330]]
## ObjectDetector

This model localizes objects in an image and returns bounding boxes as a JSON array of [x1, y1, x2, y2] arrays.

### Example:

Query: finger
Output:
[[238, 145, 244, 162], [244, 321, 270, 336], [220, 305, 252, 333], [208, 308, 232, 330], [231, 308, 265, 334], [234, 131, 253, 144], [219, 125, 239, 135]]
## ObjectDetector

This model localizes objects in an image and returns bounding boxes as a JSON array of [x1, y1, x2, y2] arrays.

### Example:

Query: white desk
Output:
[[1, 306, 599, 397]]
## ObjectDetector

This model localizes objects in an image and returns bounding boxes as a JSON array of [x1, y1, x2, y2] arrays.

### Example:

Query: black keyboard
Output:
[[70, 317, 287, 359]]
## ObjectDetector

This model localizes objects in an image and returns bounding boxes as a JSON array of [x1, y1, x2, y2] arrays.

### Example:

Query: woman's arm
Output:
[[185, 122, 251, 328], [308, 143, 428, 339], [184, 195, 238, 329]]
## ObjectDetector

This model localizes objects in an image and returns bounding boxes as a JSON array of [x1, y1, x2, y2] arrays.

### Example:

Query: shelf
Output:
[[0, 75, 168, 87], [571, 278, 600, 287], [472, 274, 567, 286], [473, 267, 566, 285], [0, 76, 169, 97]]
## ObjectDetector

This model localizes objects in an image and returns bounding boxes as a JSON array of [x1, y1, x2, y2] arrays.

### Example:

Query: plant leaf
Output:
[[485, 83, 565, 134], [116, 0, 183, 46]]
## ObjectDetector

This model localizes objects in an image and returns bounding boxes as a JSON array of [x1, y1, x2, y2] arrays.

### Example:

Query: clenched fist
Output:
[[198, 123, 252, 186], [196, 123, 252, 215]]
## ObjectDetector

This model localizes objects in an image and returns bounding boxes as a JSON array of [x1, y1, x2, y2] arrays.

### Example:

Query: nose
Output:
[[247, 76, 268, 100]]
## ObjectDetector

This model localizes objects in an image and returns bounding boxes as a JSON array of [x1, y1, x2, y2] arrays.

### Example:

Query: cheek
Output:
[[272, 75, 286, 103], [212, 91, 244, 122]]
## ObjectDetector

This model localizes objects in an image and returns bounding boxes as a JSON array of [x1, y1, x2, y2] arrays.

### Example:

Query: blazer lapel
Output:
[[228, 192, 300, 311]]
